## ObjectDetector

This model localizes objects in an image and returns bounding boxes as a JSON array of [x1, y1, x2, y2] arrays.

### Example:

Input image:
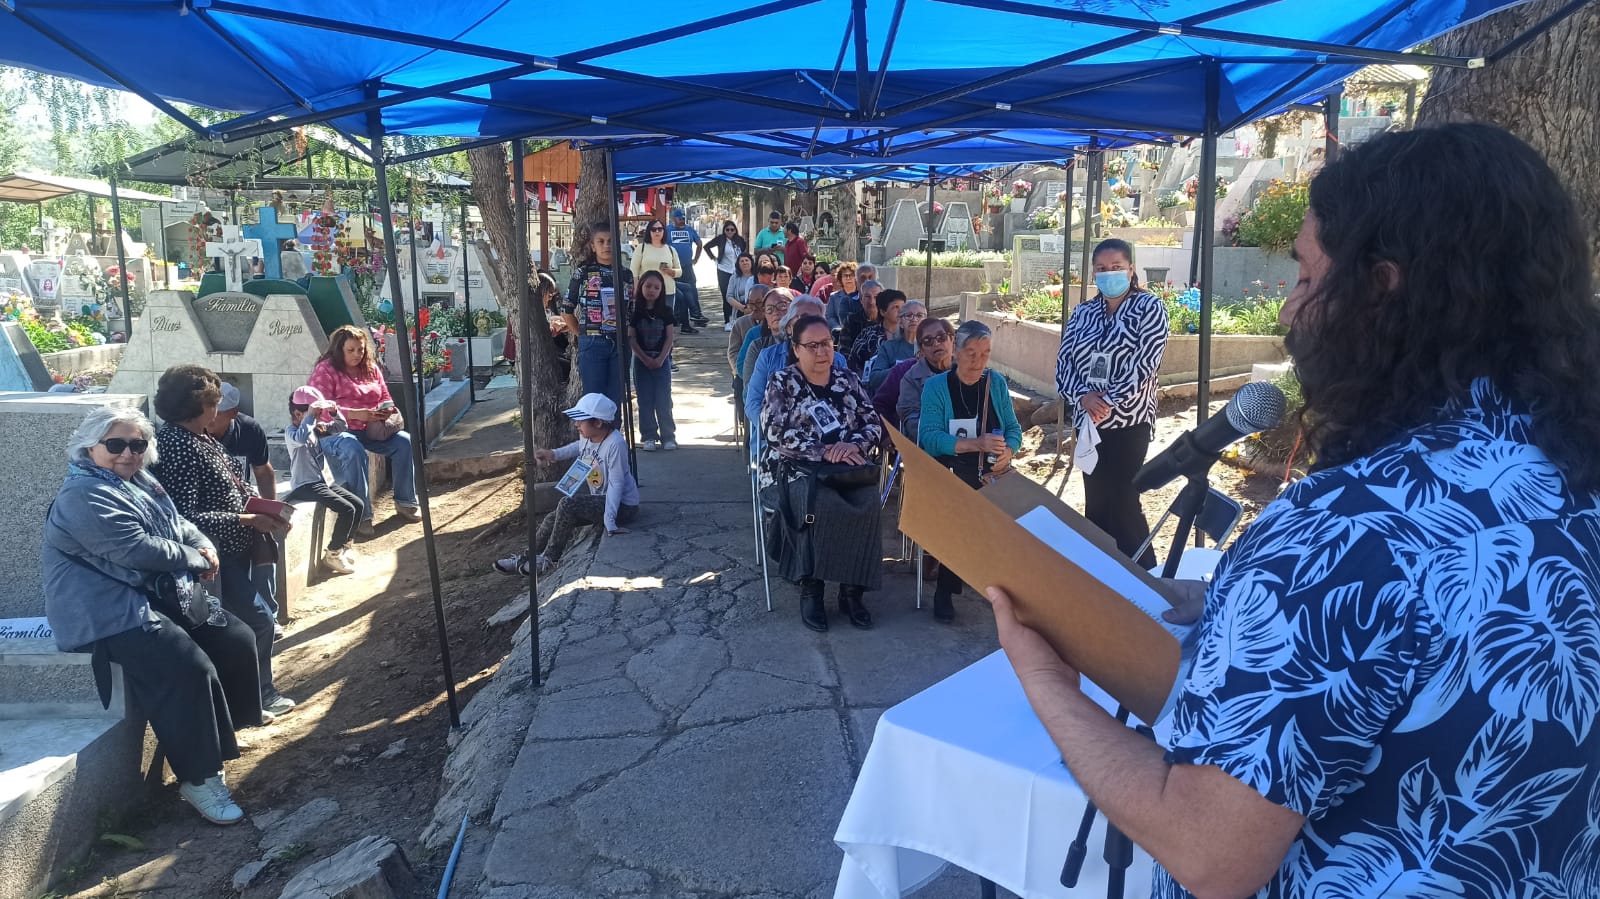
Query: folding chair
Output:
[[878, 450, 924, 610], [748, 430, 774, 612]]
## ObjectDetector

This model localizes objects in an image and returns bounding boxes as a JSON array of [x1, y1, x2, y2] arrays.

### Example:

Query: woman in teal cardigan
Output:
[[916, 319, 1023, 621]]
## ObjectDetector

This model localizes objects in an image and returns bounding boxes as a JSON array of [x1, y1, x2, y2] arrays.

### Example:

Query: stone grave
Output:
[[1212, 158, 1285, 240], [454, 240, 502, 310], [864, 198, 928, 265], [26, 260, 64, 315], [56, 254, 101, 310], [242, 207, 299, 280], [0, 392, 153, 899], [110, 289, 329, 434], [940, 201, 974, 251], [63, 233, 91, 257], [0, 323, 55, 392], [1011, 233, 1078, 291], [307, 275, 366, 334], [0, 252, 34, 300]]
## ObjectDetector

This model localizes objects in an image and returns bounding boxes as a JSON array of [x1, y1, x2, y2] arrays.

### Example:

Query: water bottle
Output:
[[985, 429, 1003, 465]]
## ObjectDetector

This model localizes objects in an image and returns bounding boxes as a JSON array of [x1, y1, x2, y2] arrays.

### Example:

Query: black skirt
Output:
[[765, 470, 884, 589]]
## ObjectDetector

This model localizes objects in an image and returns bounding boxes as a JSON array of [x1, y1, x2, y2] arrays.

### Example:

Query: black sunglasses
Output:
[[649, 225, 665, 231], [100, 437, 149, 455]]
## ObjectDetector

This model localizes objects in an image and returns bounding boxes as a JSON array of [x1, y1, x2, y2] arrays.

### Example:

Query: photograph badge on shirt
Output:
[[1086, 352, 1113, 389], [555, 455, 596, 497], [947, 417, 978, 440], [808, 400, 843, 437]]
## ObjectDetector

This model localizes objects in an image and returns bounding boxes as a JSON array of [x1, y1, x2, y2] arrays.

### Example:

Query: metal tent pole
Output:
[[512, 139, 540, 688], [923, 167, 935, 303], [460, 195, 476, 405], [1324, 87, 1343, 164], [1196, 60, 1222, 423], [108, 173, 131, 338], [157, 201, 170, 288], [406, 183, 429, 453], [604, 149, 639, 477], [366, 102, 461, 728]]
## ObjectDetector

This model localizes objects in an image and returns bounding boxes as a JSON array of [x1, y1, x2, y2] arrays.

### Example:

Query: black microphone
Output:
[[1131, 381, 1286, 492]]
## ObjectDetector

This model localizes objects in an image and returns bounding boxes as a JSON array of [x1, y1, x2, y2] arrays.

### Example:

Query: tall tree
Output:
[[574, 148, 611, 242], [466, 143, 570, 450], [1419, 0, 1600, 269]]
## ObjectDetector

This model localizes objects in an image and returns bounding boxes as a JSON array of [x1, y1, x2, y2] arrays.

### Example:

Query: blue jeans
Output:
[[634, 357, 674, 442], [323, 429, 419, 519], [577, 334, 623, 408], [674, 282, 703, 325], [220, 554, 278, 701]]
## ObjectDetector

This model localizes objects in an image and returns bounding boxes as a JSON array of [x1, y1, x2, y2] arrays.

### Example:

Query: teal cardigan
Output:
[[917, 368, 1024, 457]]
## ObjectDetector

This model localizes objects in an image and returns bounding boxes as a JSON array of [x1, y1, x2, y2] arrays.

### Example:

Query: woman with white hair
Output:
[[42, 404, 263, 826]]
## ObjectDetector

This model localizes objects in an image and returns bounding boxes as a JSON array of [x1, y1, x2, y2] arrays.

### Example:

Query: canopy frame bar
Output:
[[930, 0, 1481, 69], [866, 0, 908, 117]]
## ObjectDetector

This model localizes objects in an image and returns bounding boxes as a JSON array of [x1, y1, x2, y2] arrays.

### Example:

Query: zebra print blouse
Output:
[[1055, 289, 1168, 431]]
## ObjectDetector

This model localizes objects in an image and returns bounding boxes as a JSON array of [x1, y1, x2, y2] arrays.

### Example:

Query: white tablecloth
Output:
[[833, 549, 1220, 899]]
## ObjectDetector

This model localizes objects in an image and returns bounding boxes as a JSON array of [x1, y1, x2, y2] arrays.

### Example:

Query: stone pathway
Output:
[[462, 283, 1015, 899]]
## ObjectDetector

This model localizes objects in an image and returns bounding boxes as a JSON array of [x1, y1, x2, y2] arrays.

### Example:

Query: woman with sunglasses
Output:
[[877, 316, 954, 434], [705, 220, 748, 324], [44, 404, 263, 826], [630, 220, 690, 334]]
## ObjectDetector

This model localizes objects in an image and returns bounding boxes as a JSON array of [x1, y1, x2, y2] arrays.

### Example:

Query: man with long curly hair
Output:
[[989, 123, 1600, 898]]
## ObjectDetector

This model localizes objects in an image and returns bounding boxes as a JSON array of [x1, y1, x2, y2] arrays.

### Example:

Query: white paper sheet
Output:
[[1014, 504, 1195, 643]]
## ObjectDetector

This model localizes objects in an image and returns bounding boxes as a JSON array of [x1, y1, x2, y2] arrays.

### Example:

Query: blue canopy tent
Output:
[[2, 0, 1581, 700]]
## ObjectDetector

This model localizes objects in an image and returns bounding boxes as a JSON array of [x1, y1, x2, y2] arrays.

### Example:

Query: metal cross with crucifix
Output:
[[206, 225, 263, 293]]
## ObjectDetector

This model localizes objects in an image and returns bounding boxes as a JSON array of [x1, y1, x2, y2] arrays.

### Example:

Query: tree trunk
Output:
[[575, 148, 611, 240], [1419, 0, 1600, 270], [467, 144, 570, 451], [831, 182, 860, 262]]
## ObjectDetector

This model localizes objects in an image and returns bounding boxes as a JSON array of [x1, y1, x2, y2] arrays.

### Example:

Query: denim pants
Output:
[[634, 357, 675, 442], [717, 269, 733, 319], [323, 429, 419, 519], [577, 334, 623, 408], [219, 554, 278, 702], [674, 282, 703, 325]]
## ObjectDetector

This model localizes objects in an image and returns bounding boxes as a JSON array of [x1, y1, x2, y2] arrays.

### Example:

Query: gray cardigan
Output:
[[42, 467, 215, 652]]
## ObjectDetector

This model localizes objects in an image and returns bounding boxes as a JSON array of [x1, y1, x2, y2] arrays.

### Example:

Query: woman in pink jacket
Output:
[[307, 325, 420, 533]]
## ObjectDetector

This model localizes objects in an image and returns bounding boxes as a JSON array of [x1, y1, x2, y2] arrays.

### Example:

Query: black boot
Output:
[[933, 588, 955, 624], [799, 578, 828, 632], [839, 585, 874, 629]]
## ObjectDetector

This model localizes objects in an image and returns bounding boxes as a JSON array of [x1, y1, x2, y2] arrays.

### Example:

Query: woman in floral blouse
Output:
[[152, 365, 295, 717], [761, 314, 883, 633]]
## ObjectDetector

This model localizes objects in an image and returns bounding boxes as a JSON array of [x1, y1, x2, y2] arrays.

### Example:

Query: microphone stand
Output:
[[1061, 472, 1212, 897]]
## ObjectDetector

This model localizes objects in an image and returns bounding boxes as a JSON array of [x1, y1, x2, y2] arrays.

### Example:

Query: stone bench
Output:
[[274, 451, 388, 618], [0, 638, 147, 899]]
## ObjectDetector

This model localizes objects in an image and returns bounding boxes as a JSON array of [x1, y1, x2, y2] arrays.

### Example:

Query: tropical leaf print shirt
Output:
[[1153, 379, 1600, 898], [1056, 289, 1167, 431]]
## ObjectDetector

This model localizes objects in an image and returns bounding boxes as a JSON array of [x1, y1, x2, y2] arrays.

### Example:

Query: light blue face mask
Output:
[[1095, 270, 1131, 299]]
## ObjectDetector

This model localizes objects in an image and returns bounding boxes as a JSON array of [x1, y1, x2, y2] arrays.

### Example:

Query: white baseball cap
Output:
[[563, 393, 618, 422], [217, 381, 241, 412]]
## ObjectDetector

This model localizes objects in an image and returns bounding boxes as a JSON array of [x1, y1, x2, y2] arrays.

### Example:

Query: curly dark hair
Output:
[[154, 364, 222, 424], [321, 325, 378, 379], [1292, 122, 1600, 492]]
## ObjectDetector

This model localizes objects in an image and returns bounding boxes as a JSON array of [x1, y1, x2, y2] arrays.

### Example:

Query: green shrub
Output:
[[1233, 180, 1309, 253], [23, 319, 69, 354], [890, 249, 1007, 268]]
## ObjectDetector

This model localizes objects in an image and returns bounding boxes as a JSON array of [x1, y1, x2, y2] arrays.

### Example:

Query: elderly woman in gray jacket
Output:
[[42, 405, 262, 827]]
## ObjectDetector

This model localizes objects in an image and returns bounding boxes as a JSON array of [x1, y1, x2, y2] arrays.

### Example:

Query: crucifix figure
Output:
[[206, 225, 262, 293]]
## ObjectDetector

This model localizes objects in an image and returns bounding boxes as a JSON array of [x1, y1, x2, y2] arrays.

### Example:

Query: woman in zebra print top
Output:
[[1055, 238, 1168, 569]]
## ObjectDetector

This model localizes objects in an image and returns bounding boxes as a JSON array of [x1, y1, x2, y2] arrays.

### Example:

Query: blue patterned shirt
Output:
[[1155, 379, 1600, 898]]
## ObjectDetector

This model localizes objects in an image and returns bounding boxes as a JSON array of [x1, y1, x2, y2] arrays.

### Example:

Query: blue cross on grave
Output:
[[242, 206, 299, 279]]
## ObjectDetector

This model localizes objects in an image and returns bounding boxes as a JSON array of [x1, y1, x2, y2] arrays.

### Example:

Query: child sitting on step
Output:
[[284, 386, 366, 575], [496, 392, 640, 576]]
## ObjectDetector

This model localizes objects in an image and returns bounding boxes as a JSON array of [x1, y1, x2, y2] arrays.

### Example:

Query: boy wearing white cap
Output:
[[283, 386, 366, 575], [495, 393, 640, 576]]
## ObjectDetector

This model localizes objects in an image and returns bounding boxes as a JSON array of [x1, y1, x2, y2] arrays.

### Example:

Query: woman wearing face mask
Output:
[[1055, 238, 1168, 570]]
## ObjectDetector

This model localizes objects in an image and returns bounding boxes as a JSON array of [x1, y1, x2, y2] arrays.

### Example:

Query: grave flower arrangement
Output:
[[309, 194, 345, 277], [1011, 179, 1032, 197], [1, 288, 32, 322], [1105, 156, 1128, 179], [1233, 179, 1309, 253], [983, 185, 1005, 209]]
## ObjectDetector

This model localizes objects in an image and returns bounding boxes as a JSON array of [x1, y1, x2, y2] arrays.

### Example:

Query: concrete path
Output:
[[472, 281, 1016, 899]]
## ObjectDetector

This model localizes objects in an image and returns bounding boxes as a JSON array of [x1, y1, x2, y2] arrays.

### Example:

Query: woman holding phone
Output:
[[630, 220, 689, 333]]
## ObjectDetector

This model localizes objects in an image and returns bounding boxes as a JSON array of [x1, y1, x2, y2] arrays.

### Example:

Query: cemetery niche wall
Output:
[[109, 289, 329, 434]]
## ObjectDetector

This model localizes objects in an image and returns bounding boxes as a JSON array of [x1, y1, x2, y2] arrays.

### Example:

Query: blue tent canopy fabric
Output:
[[0, 0, 1537, 146]]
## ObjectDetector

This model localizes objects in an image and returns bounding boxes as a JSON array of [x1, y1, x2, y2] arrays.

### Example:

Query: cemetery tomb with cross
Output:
[[242, 207, 299, 280], [207, 225, 263, 293]]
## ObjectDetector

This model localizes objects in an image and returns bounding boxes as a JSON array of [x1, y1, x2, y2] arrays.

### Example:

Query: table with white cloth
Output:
[[832, 548, 1221, 899]]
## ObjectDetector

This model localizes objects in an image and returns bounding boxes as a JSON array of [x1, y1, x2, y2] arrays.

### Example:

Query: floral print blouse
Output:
[[759, 363, 882, 488]]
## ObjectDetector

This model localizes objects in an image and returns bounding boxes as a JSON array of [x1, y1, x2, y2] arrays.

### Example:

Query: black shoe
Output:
[[800, 578, 828, 632], [681, 324, 700, 335], [692, 318, 711, 327], [933, 589, 955, 624], [839, 585, 873, 629]]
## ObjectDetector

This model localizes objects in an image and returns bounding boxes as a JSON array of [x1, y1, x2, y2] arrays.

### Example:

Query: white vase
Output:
[[1011, 198, 1027, 214]]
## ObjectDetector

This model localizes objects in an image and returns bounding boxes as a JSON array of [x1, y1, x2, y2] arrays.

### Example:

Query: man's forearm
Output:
[[1037, 686, 1176, 855], [254, 465, 276, 500]]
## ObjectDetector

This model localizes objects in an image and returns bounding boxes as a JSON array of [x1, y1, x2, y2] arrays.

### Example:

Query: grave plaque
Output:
[[191, 291, 266, 353], [1012, 235, 1069, 290], [29, 260, 63, 308]]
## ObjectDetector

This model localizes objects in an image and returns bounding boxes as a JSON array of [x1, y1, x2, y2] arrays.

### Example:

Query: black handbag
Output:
[[146, 571, 211, 629], [812, 461, 879, 489]]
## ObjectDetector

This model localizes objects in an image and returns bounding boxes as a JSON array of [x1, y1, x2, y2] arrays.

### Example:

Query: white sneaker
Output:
[[321, 549, 354, 575], [663, 440, 678, 451], [723, 321, 735, 332], [339, 547, 358, 570], [179, 776, 244, 825], [640, 441, 658, 452], [263, 693, 297, 715]]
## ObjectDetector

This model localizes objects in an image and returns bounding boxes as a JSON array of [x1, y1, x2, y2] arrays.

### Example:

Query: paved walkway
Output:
[[471, 282, 1013, 899]]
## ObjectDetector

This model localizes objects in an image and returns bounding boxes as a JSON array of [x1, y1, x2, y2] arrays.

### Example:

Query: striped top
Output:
[[1055, 289, 1168, 430]]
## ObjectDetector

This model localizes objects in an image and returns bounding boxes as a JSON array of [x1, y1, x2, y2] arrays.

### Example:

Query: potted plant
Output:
[[1011, 179, 1032, 213], [983, 185, 1005, 212]]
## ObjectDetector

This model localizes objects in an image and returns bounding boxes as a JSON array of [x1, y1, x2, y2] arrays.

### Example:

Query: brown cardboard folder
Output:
[[889, 426, 1180, 722]]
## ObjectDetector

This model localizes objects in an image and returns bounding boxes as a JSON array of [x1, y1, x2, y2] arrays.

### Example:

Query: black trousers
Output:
[[717, 269, 733, 320], [285, 480, 366, 552], [99, 610, 261, 784], [1083, 423, 1159, 571]]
